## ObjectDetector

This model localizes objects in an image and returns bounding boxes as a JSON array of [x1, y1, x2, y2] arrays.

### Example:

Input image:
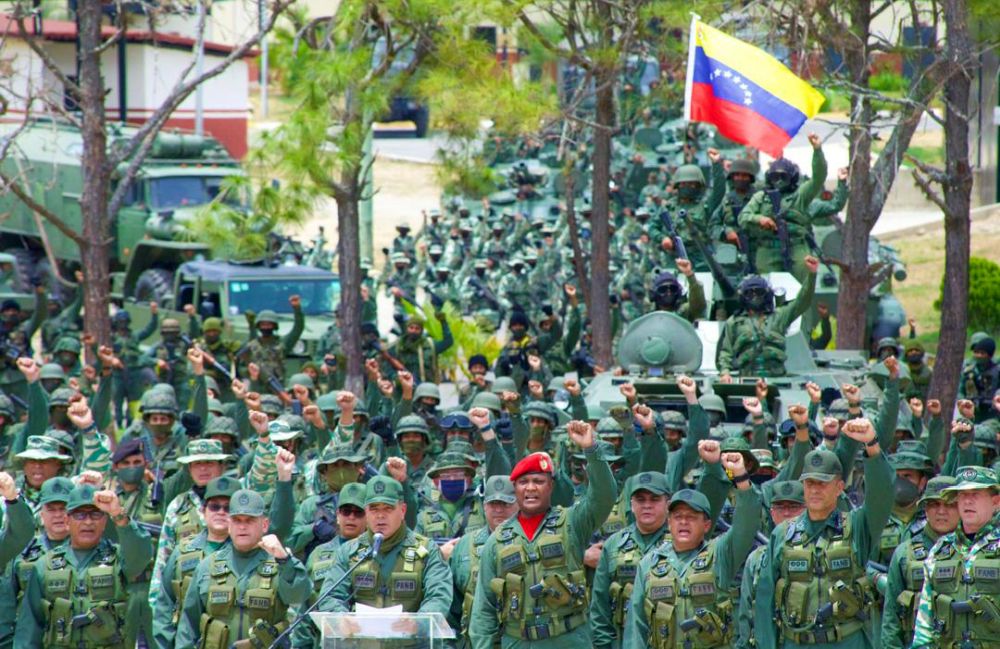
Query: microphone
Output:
[[371, 532, 384, 556]]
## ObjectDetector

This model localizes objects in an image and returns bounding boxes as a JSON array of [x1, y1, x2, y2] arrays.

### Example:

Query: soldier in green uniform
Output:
[[191, 316, 241, 401], [140, 318, 193, 408], [119, 388, 185, 483], [753, 418, 893, 649], [739, 133, 827, 278], [911, 466, 1000, 649], [877, 450, 935, 566], [396, 414, 436, 484], [448, 475, 519, 646], [14, 484, 154, 648], [110, 305, 159, 423], [469, 420, 616, 649], [386, 313, 454, 383], [287, 443, 367, 558], [902, 341, 933, 401], [14, 436, 73, 511], [40, 272, 84, 354], [415, 452, 486, 543], [648, 259, 706, 322], [241, 294, 305, 389], [51, 336, 83, 379], [717, 257, 819, 382], [959, 336, 999, 422], [880, 476, 959, 649], [710, 158, 757, 246], [15, 477, 74, 604], [649, 152, 725, 272], [591, 471, 671, 649], [317, 475, 453, 629], [175, 489, 312, 648], [624, 450, 761, 649], [0, 470, 38, 649], [150, 475, 237, 649]]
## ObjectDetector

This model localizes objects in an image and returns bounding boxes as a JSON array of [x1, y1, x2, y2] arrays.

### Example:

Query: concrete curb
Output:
[[879, 203, 1000, 241]]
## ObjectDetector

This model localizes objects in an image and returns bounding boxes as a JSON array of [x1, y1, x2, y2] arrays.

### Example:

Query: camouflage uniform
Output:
[[242, 306, 305, 388]]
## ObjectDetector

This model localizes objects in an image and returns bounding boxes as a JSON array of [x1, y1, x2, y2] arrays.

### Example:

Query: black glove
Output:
[[180, 412, 203, 437], [369, 415, 393, 444], [495, 416, 513, 442], [312, 518, 336, 543]]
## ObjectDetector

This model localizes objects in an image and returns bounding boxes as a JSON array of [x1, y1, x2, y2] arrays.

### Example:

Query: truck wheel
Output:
[[134, 268, 174, 304], [3, 248, 36, 293]]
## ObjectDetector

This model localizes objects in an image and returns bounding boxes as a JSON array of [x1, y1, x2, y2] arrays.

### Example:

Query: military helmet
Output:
[[160, 318, 181, 334], [660, 410, 688, 434], [316, 392, 338, 412], [826, 398, 851, 421], [546, 376, 566, 393], [596, 417, 624, 437], [491, 376, 518, 395], [651, 271, 684, 308], [256, 310, 280, 327], [39, 363, 66, 381], [727, 158, 756, 178], [0, 394, 15, 419], [207, 397, 224, 415], [765, 157, 801, 189], [353, 400, 370, 419], [395, 414, 430, 440], [737, 275, 775, 313], [111, 311, 131, 325], [673, 164, 706, 186], [523, 401, 557, 428], [889, 451, 933, 474], [876, 337, 900, 354], [140, 390, 178, 416], [286, 373, 315, 391], [470, 391, 502, 414], [698, 393, 726, 416], [720, 435, 760, 475], [413, 382, 441, 402], [204, 416, 239, 438], [53, 337, 81, 354], [48, 388, 76, 408], [202, 317, 224, 332], [259, 394, 283, 416]]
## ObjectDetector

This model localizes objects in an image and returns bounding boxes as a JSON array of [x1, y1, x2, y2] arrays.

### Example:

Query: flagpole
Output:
[[683, 13, 700, 121]]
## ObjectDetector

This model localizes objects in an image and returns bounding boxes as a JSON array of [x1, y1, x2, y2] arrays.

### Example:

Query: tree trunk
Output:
[[562, 159, 590, 312], [77, 0, 113, 345], [589, 64, 615, 368], [336, 176, 364, 396], [927, 0, 974, 422]]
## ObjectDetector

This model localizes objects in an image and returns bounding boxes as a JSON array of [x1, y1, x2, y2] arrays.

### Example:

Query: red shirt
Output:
[[518, 512, 547, 541]]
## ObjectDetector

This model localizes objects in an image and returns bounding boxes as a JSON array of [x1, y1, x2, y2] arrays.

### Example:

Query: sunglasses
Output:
[[440, 414, 473, 430], [69, 510, 105, 521], [338, 507, 365, 518], [206, 502, 230, 513]]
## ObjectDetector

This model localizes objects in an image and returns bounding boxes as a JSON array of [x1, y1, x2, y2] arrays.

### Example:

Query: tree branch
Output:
[[909, 166, 948, 212]]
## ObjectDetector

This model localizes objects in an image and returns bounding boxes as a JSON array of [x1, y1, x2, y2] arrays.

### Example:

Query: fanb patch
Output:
[[89, 574, 114, 589], [540, 543, 565, 560], [393, 579, 417, 593], [975, 567, 999, 581], [830, 558, 852, 571], [248, 596, 272, 609]]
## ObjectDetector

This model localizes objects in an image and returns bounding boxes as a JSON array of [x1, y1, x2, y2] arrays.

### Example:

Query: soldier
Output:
[[14, 484, 154, 648], [902, 340, 933, 401], [317, 475, 453, 628], [648, 259, 706, 322], [877, 450, 935, 565], [469, 421, 616, 648], [753, 419, 893, 649], [385, 313, 453, 383], [623, 450, 761, 649], [710, 158, 757, 246], [50, 336, 83, 378], [396, 414, 436, 483], [880, 475, 959, 649], [15, 477, 74, 604], [911, 466, 1000, 649], [650, 152, 725, 272], [176, 489, 312, 648], [591, 471, 671, 649], [717, 257, 819, 382], [393, 223, 417, 256], [109, 304, 159, 423], [40, 272, 84, 354], [150, 475, 237, 649], [739, 133, 828, 278], [241, 295, 305, 388], [0, 471, 37, 648], [119, 388, 185, 482], [14, 436, 73, 511], [959, 336, 999, 422], [415, 452, 486, 543], [140, 318, 192, 407], [192, 316, 241, 400], [287, 443, 367, 558]]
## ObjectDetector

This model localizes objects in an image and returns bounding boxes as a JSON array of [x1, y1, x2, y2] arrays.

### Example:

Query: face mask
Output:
[[475, 269, 485, 278], [148, 423, 173, 437], [204, 333, 220, 345], [750, 473, 772, 486], [259, 328, 275, 338], [776, 177, 795, 193], [325, 466, 357, 492], [708, 412, 723, 428], [678, 186, 703, 201], [439, 478, 468, 503], [975, 357, 991, 368], [905, 353, 923, 365], [732, 178, 752, 192], [401, 439, 425, 455], [529, 425, 548, 441], [893, 476, 921, 507], [571, 463, 587, 481], [42, 380, 63, 394], [50, 409, 70, 428], [405, 332, 421, 343], [511, 329, 526, 341], [162, 333, 179, 344], [116, 466, 145, 485], [58, 353, 76, 367]]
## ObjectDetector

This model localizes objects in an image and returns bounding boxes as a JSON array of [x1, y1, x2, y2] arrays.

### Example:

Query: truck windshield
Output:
[[227, 278, 340, 316], [148, 176, 242, 210]]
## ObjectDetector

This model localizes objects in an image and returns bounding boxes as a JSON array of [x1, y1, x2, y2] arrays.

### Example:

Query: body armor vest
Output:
[[460, 528, 490, 635], [730, 316, 788, 376], [174, 492, 206, 548], [924, 532, 1000, 647], [595, 499, 627, 542], [608, 528, 642, 629], [41, 544, 129, 648], [349, 533, 431, 611], [879, 512, 925, 564], [170, 537, 210, 624], [490, 508, 589, 641], [417, 495, 485, 542], [643, 543, 731, 649], [307, 543, 340, 599], [894, 536, 930, 637], [198, 552, 288, 649], [775, 513, 873, 645]]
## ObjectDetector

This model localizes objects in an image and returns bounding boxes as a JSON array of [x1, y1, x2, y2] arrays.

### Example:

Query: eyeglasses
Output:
[[338, 507, 365, 518], [69, 510, 105, 521], [440, 414, 473, 430], [206, 502, 229, 513]]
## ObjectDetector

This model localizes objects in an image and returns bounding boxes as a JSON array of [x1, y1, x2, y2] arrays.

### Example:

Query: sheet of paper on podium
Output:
[[353, 604, 406, 637]]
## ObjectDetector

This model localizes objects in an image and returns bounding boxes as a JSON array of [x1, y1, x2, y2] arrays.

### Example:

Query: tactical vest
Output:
[[417, 496, 485, 542], [775, 513, 873, 645], [174, 492, 206, 548], [246, 339, 286, 382], [170, 538, 209, 624], [17, 535, 60, 602], [198, 552, 288, 649], [41, 544, 129, 648], [608, 529, 642, 629], [596, 499, 627, 542], [879, 512, 925, 565], [924, 532, 1000, 647], [307, 543, 340, 598], [458, 530, 490, 637], [490, 508, 589, 641], [643, 543, 731, 649], [729, 316, 788, 377], [349, 533, 431, 611], [123, 487, 163, 529], [893, 537, 930, 637]]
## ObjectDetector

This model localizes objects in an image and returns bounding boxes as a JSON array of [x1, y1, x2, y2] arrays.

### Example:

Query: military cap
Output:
[[428, 453, 474, 478], [317, 443, 367, 466], [110, 439, 145, 464], [204, 416, 239, 438], [47, 387, 75, 408], [365, 476, 404, 506], [629, 471, 670, 498], [919, 476, 958, 505], [800, 449, 843, 483], [971, 336, 996, 357], [160, 318, 181, 333], [338, 482, 367, 510], [229, 489, 266, 516], [473, 259, 488, 270], [428, 243, 444, 255], [752, 448, 776, 471], [267, 419, 303, 443], [673, 164, 706, 185], [255, 310, 280, 327], [669, 489, 711, 516], [484, 475, 517, 504], [720, 435, 759, 475], [259, 394, 283, 416], [510, 452, 555, 481], [945, 466, 999, 493], [202, 317, 224, 332], [66, 485, 99, 512], [39, 363, 66, 381], [177, 439, 230, 464], [445, 440, 480, 465], [39, 477, 75, 505], [16, 436, 71, 463], [770, 480, 805, 504], [470, 392, 502, 414], [389, 252, 411, 265], [546, 376, 566, 393], [286, 373, 315, 391], [508, 311, 530, 329], [889, 451, 933, 474], [205, 476, 239, 501]]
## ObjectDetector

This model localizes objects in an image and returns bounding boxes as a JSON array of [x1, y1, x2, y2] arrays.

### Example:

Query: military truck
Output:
[[0, 119, 239, 298]]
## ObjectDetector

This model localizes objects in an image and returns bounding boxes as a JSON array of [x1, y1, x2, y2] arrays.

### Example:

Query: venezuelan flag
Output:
[[684, 19, 825, 157]]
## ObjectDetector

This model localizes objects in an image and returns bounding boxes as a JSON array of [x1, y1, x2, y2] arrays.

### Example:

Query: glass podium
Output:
[[309, 611, 456, 649]]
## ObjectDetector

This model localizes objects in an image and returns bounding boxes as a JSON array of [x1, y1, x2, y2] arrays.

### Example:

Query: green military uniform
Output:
[[415, 453, 487, 543], [468, 445, 616, 649], [754, 447, 894, 649], [242, 307, 305, 388], [388, 316, 454, 383], [14, 485, 154, 648], [738, 147, 827, 278], [648, 164, 725, 273], [709, 158, 757, 244], [880, 476, 957, 649], [911, 467, 1000, 649], [624, 486, 761, 649], [717, 271, 816, 378], [139, 318, 193, 408], [175, 489, 311, 648], [192, 316, 241, 399], [0, 491, 38, 649], [591, 472, 671, 649], [902, 341, 933, 401]]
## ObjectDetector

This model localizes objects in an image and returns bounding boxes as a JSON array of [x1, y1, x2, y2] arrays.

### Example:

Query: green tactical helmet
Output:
[[523, 401, 557, 428], [202, 317, 224, 332], [395, 414, 430, 440], [975, 423, 999, 450], [413, 382, 441, 402], [256, 310, 280, 327], [546, 376, 566, 393], [673, 164, 706, 186], [727, 158, 756, 178], [160, 318, 181, 334], [352, 400, 370, 419], [39, 363, 66, 381], [53, 337, 82, 354], [826, 398, 851, 420], [204, 416, 239, 438], [140, 390, 178, 416], [286, 373, 315, 391], [0, 394, 14, 419], [876, 337, 899, 354], [660, 410, 688, 434], [698, 393, 726, 416], [48, 388, 76, 408], [720, 435, 760, 475], [470, 391, 502, 414], [491, 376, 518, 395], [889, 451, 933, 474], [316, 392, 339, 412], [207, 397, 224, 415], [596, 417, 624, 437], [259, 394, 283, 416], [204, 376, 220, 396]]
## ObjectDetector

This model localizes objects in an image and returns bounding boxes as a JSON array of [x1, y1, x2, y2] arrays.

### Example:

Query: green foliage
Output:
[[817, 87, 851, 113], [936, 257, 1000, 338], [400, 299, 502, 379], [870, 71, 907, 92]]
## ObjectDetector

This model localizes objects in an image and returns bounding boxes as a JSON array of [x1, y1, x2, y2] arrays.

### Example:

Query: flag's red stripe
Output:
[[689, 82, 793, 157]]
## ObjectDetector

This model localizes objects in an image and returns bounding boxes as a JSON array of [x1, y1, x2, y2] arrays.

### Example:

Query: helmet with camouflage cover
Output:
[[826, 398, 851, 421], [259, 394, 283, 416], [889, 451, 933, 474], [353, 400, 370, 419], [522, 401, 557, 428], [596, 416, 624, 438], [428, 452, 474, 478], [413, 382, 441, 402], [202, 317, 224, 332], [395, 414, 430, 441], [673, 164, 706, 186], [470, 391, 502, 414], [256, 310, 280, 328], [140, 390, 178, 416], [446, 439, 481, 464], [204, 416, 239, 438], [660, 410, 688, 434], [48, 388, 76, 408], [727, 158, 756, 178], [316, 392, 338, 413], [207, 397, 224, 415], [39, 363, 66, 382], [0, 394, 14, 419], [160, 318, 181, 334]]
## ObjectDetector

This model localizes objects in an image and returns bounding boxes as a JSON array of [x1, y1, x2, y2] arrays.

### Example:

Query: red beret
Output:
[[510, 452, 555, 481]]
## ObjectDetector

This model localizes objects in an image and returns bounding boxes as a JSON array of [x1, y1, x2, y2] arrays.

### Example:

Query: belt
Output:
[[786, 620, 863, 644]]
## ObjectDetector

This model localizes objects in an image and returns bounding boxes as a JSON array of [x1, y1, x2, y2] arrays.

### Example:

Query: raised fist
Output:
[[698, 439, 721, 464]]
